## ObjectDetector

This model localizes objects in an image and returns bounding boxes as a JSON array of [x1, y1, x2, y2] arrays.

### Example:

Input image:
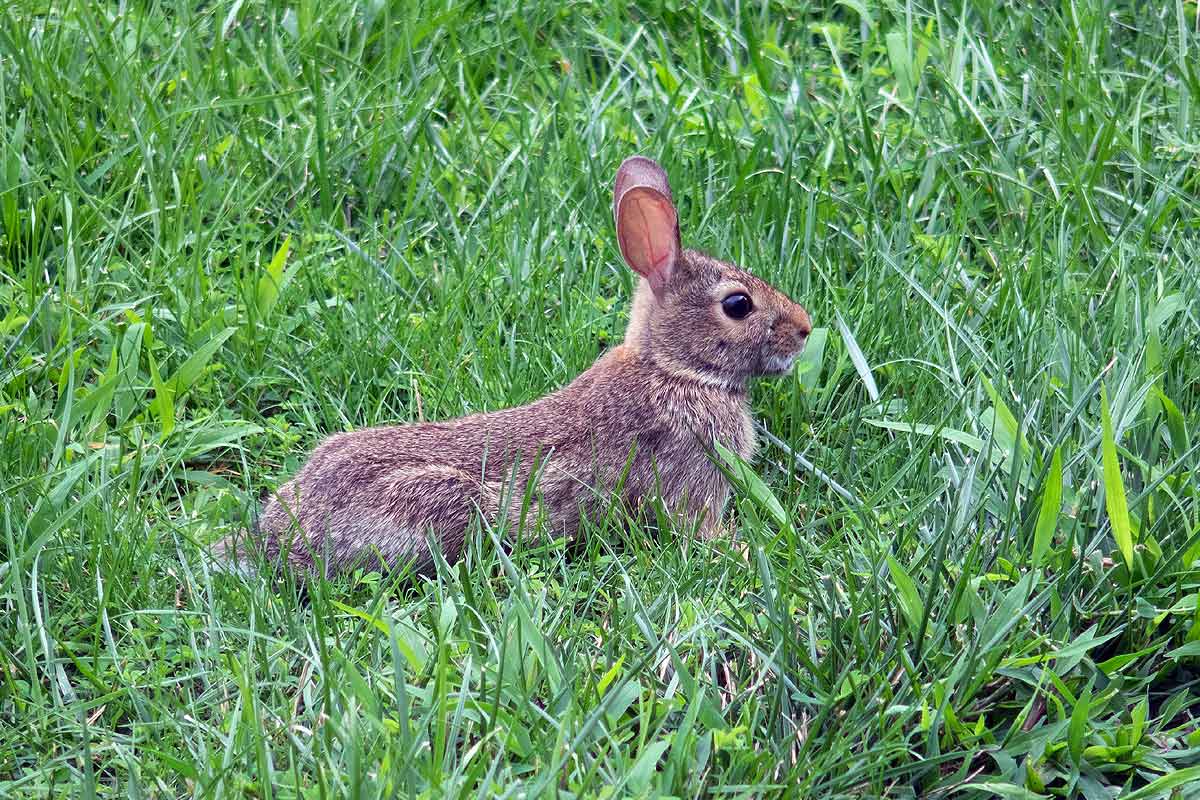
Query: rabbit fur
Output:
[[217, 156, 812, 575]]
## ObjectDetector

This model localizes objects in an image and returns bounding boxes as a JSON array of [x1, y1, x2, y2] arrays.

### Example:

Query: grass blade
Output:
[[886, 555, 923, 635], [1032, 447, 1063, 567], [835, 312, 879, 403], [1101, 387, 1134, 569], [864, 419, 986, 451], [1119, 765, 1200, 800]]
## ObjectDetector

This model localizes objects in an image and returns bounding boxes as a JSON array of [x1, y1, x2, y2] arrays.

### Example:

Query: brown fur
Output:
[[217, 157, 811, 575]]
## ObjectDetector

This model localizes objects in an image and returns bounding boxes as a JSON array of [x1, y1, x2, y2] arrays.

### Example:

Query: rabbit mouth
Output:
[[762, 352, 799, 375]]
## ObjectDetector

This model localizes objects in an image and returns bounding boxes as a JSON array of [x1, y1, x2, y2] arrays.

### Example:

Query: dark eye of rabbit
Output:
[[721, 293, 753, 320]]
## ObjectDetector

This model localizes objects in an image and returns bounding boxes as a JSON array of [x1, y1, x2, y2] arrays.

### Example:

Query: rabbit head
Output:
[[613, 156, 813, 389]]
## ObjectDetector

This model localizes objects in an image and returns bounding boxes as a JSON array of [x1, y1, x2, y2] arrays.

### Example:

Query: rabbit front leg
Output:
[[691, 495, 749, 561], [680, 488, 733, 542], [691, 471, 735, 541], [698, 514, 733, 541], [646, 467, 735, 543]]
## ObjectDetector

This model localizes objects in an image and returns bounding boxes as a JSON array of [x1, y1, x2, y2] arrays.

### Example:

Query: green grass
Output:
[[2, 0, 1199, 796]]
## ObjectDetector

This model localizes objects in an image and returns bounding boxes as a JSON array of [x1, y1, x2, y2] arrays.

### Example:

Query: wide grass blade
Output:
[[886, 555, 923, 635], [1101, 387, 1134, 569], [1031, 447, 1062, 567], [835, 311, 879, 403]]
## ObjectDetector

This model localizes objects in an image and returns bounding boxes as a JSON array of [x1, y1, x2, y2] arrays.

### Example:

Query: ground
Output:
[[2, 1, 1199, 797]]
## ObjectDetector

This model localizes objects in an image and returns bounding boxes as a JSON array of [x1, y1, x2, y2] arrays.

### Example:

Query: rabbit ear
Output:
[[613, 156, 679, 298]]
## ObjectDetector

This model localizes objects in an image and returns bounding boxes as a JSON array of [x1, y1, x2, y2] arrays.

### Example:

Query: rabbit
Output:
[[216, 156, 812, 576]]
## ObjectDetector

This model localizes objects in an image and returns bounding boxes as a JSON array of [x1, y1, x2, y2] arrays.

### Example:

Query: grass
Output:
[[2, 0, 1199, 796]]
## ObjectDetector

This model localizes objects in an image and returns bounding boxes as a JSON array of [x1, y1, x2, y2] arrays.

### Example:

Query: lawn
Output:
[[2, 0, 1199, 796]]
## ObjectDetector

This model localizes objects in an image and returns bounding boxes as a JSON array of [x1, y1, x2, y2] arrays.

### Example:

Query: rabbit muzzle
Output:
[[760, 305, 813, 376]]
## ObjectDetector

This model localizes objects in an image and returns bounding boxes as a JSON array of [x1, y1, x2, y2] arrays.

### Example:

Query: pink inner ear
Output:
[[613, 156, 673, 221], [616, 188, 678, 294]]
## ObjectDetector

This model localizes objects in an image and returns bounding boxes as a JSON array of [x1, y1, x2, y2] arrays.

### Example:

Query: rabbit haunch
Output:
[[218, 156, 812, 575]]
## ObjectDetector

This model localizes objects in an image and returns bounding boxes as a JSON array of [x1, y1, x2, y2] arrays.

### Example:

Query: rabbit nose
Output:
[[795, 306, 813, 340]]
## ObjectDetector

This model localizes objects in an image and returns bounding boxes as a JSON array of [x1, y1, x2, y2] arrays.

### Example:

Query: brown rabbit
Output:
[[218, 156, 812, 575]]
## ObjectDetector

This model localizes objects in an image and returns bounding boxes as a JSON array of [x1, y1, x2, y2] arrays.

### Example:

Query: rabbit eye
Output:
[[721, 293, 753, 320]]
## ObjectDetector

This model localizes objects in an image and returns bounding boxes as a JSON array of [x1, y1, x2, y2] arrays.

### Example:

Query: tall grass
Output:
[[2, 0, 1198, 796]]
